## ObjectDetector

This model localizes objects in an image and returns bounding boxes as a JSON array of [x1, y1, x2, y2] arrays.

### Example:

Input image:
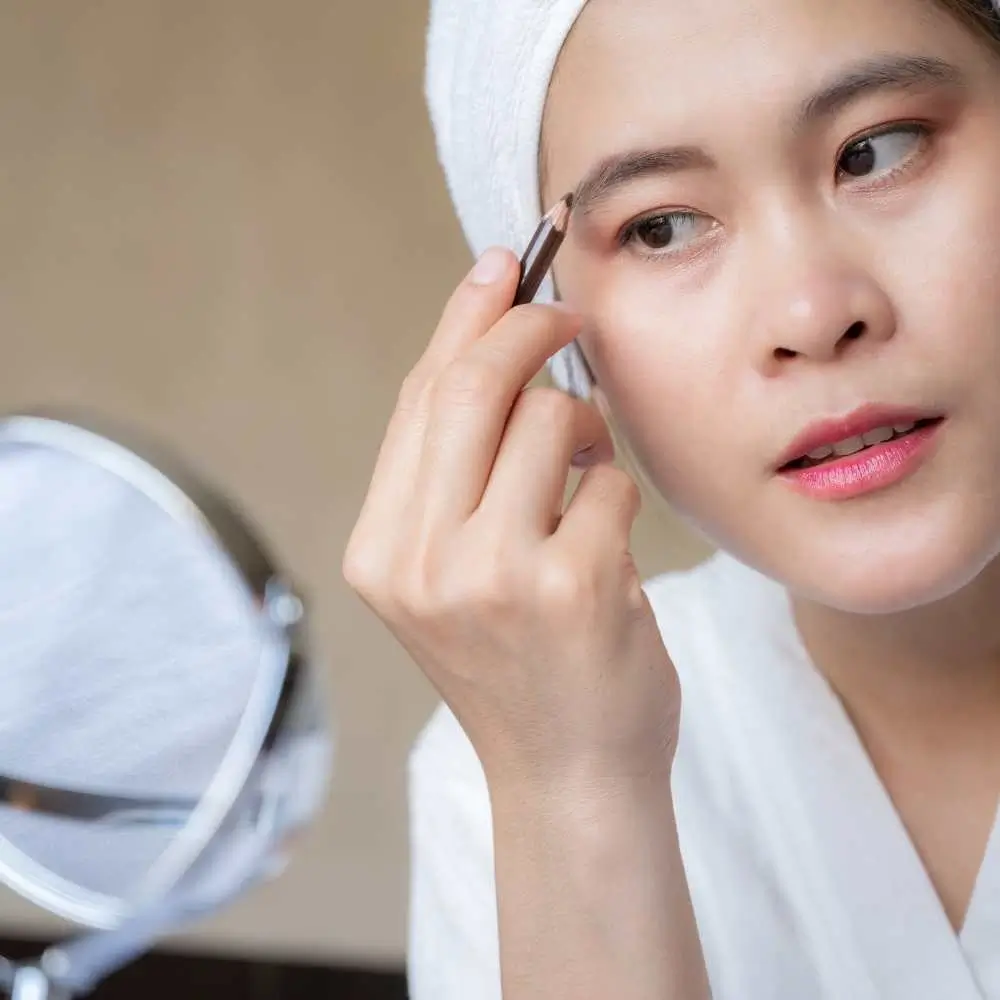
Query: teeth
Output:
[[793, 421, 927, 468], [831, 435, 866, 457], [862, 426, 894, 446]]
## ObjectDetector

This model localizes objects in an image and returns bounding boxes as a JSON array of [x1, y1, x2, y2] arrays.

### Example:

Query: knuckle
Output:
[[342, 537, 390, 602], [535, 554, 592, 610]]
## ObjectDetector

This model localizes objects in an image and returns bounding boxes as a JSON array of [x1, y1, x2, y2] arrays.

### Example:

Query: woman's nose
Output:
[[747, 232, 897, 376]]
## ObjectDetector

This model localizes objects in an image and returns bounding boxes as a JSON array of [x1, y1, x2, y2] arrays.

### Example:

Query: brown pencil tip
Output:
[[545, 192, 573, 233]]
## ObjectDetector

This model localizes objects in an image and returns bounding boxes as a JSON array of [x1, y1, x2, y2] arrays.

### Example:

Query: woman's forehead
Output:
[[541, 0, 978, 192]]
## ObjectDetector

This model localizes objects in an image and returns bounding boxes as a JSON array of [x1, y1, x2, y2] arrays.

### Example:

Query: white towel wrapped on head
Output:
[[426, 0, 594, 398]]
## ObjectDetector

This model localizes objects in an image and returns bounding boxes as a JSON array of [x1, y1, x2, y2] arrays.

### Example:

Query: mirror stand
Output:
[[5, 953, 70, 1000]]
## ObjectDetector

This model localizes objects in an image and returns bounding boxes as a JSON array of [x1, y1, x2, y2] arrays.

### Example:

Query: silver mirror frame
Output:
[[0, 412, 311, 930]]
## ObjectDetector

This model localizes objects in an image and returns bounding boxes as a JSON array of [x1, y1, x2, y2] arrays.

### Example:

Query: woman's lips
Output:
[[777, 418, 944, 501], [775, 403, 942, 471]]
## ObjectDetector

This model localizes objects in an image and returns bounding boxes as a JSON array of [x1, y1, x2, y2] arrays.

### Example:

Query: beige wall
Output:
[[0, 1, 709, 967]]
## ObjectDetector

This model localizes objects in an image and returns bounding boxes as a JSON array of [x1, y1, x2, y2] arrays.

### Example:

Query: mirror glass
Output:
[[0, 417, 325, 941]]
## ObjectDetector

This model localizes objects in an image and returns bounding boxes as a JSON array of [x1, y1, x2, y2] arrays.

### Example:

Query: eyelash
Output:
[[617, 121, 935, 261], [835, 120, 932, 188]]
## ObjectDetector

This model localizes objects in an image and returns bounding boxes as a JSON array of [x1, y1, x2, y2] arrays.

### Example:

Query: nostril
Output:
[[843, 321, 866, 341]]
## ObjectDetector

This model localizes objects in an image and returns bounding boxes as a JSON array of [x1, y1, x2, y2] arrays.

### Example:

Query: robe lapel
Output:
[[720, 560, 986, 1000], [960, 803, 1000, 995]]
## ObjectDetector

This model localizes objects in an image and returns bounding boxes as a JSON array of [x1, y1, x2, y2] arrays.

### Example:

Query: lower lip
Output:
[[778, 421, 943, 500]]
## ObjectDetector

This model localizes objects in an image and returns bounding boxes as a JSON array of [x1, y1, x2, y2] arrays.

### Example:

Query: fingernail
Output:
[[470, 247, 510, 285]]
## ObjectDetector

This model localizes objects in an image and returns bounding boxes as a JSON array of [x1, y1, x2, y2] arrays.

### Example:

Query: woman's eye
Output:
[[620, 211, 711, 255], [837, 125, 926, 181]]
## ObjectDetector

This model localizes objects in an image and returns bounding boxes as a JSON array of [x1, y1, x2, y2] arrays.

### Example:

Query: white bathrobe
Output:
[[407, 553, 1000, 999]]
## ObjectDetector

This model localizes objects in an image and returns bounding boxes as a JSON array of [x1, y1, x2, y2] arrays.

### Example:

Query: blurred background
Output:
[[0, 1, 708, 993]]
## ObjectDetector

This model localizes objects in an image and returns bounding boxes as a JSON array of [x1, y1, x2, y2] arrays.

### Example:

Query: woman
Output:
[[344, 0, 1000, 996]]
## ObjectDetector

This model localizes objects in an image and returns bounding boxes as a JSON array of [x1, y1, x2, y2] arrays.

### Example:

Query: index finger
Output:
[[352, 248, 522, 533], [412, 302, 585, 526], [414, 247, 522, 385]]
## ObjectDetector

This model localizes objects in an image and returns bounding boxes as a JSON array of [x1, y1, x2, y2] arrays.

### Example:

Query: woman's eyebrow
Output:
[[571, 53, 965, 218], [796, 53, 964, 130], [573, 146, 715, 218]]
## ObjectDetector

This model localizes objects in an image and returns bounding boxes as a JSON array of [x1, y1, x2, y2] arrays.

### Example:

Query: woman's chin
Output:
[[721, 499, 1000, 615], [774, 525, 1000, 615]]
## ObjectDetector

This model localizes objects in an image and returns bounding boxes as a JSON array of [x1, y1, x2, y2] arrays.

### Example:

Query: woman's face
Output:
[[542, 0, 1000, 613]]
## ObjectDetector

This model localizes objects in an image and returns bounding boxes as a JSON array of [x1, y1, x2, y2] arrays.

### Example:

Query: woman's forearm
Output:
[[489, 773, 712, 1000]]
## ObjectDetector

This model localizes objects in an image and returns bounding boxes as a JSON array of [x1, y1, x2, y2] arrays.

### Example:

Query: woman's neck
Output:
[[791, 558, 1000, 931], [792, 556, 1000, 752]]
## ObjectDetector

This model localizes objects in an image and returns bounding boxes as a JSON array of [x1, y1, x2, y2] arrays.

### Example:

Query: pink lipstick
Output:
[[776, 404, 944, 501]]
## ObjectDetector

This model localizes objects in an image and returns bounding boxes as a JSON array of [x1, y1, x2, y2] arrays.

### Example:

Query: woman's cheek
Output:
[[592, 281, 715, 404], [599, 324, 719, 456], [570, 258, 739, 471]]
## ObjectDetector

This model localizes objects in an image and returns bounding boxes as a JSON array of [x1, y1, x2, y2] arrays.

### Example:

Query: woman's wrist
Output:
[[480, 725, 680, 806], [488, 758, 709, 1000], [488, 759, 678, 873]]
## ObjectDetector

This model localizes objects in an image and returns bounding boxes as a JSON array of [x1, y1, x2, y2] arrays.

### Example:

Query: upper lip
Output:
[[776, 403, 943, 470]]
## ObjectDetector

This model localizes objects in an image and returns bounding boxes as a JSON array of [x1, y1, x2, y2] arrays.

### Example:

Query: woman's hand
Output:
[[343, 246, 681, 791], [346, 246, 710, 1000]]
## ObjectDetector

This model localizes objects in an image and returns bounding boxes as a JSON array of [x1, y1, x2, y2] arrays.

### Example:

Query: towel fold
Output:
[[426, 0, 594, 397]]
